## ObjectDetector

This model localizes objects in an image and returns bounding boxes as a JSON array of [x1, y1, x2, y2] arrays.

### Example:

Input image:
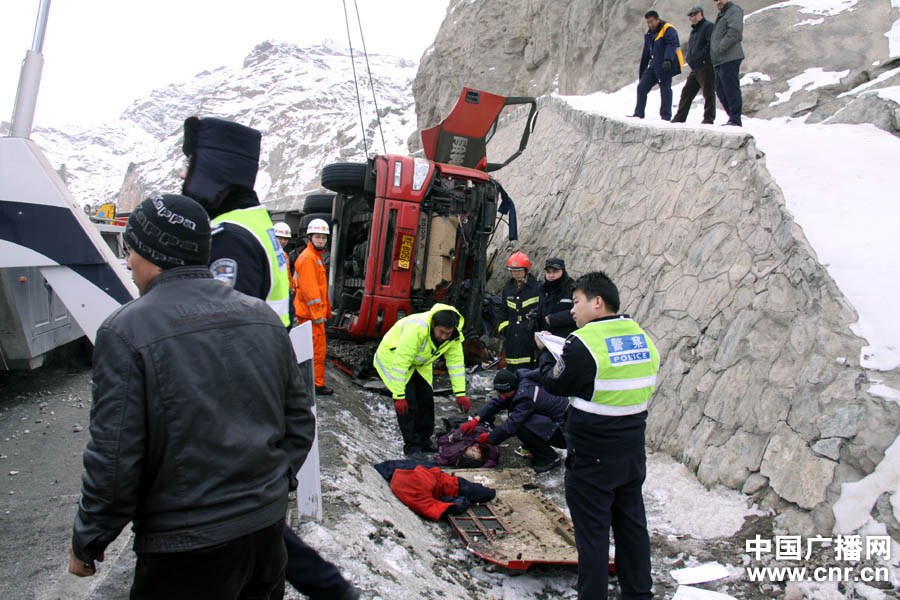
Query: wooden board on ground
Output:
[[444, 467, 578, 570]]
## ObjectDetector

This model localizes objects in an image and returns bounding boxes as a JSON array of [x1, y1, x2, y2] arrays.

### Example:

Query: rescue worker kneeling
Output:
[[292, 218, 332, 395], [374, 305, 471, 457], [460, 369, 567, 473]]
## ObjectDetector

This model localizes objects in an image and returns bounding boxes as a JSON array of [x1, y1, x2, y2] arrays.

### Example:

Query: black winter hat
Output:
[[182, 116, 261, 209], [544, 257, 566, 271], [125, 194, 211, 269], [493, 369, 519, 392]]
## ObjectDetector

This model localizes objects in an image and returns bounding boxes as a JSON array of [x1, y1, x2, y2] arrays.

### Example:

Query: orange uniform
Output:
[[292, 242, 331, 387]]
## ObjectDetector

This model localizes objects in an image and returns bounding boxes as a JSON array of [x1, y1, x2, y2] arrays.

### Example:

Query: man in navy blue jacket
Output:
[[460, 369, 567, 472], [631, 10, 683, 121]]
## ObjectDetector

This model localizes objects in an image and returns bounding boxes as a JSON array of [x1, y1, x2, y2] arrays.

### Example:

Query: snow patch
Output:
[[794, 17, 826, 26], [645, 453, 764, 539], [833, 437, 900, 533], [748, 0, 859, 19], [872, 85, 900, 104], [740, 72, 771, 85], [769, 68, 850, 106], [869, 382, 900, 403], [888, 1, 900, 57], [673, 586, 738, 600]]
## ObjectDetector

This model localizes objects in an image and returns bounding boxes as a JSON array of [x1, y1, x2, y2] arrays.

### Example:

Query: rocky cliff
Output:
[[481, 96, 900, 536], [413, 0, 900, 141]]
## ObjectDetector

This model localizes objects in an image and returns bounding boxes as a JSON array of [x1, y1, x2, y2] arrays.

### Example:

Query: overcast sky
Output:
[[2, 0, 448, 129]]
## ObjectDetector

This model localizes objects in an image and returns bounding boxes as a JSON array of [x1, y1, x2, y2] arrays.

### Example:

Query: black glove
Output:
[[662, 60, 672, 73], [441, 496, 471, 516]]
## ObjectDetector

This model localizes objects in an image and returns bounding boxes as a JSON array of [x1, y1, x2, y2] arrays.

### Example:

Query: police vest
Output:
[[212, 206, 291, 327], [570, 317, 660, 416]]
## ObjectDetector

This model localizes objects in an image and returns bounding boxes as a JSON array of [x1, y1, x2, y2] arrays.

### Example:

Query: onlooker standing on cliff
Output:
[[631, 10, 684, 121], [710, 0, 745, 126], [671, 7, 716, 124]]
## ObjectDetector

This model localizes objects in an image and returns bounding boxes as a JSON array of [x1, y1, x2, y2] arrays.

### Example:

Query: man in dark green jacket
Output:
[[711, 0, 745, 126], [672, 7, 716, 124]]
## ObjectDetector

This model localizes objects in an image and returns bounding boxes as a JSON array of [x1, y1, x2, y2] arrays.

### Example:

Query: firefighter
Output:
[[537, 271, 660, 600], [293, 219, 332, 396], [498, 251, 541, 371], [373, 304, 471, 457], [180, 117, 291, 327]]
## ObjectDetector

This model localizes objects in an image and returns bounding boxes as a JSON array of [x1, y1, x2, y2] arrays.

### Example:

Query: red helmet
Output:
[[507, 251, 531, 270]]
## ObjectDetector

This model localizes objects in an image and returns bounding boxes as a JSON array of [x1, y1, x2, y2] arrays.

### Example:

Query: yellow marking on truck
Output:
[[398, 234, 415, 269]]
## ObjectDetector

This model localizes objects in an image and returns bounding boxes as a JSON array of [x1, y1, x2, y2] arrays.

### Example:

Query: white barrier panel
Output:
[[290, 322, 323, 521]]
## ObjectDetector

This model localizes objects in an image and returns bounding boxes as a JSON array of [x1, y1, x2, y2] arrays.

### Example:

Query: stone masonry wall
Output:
[[483, 95, 900, 535]]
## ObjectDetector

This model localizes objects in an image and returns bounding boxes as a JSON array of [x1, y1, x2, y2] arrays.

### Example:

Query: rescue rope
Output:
[[341, 0, 369, 158], [352, 0, 387, 155]]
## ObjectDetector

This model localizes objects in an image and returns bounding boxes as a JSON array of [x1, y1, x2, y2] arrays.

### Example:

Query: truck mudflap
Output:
[[444, 468, 594, 570]]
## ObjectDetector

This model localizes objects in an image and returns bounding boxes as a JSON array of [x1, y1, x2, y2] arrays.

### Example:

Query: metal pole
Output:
[[10, 0, 52, 138]]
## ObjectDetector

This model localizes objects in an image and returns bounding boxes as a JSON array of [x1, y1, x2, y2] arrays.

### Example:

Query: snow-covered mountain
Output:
[[30, 40, 419, 212]]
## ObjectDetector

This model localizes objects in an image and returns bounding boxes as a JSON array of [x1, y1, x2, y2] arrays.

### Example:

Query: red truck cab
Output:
[[323, 88, 537, 340]]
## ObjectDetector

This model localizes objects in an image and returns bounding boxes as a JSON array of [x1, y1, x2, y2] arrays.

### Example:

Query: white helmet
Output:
[[273, 222, 292, 238], [307, 218, 330, 235]]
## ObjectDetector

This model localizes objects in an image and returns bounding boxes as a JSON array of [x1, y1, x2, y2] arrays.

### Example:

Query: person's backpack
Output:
[[434, 424, 500, 468]]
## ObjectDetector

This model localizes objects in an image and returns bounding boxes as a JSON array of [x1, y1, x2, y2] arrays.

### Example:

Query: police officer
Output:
[[181, 116, 291, 327], [536, 271, 660, 600], [374, 304, 471, 456], [536, 256, 576, 338], [498, 251, 541, 371]]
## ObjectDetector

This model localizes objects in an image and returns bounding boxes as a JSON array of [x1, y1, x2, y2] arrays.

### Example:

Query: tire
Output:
[[321, 162, 367, 193], [302, 193, 334, 215]]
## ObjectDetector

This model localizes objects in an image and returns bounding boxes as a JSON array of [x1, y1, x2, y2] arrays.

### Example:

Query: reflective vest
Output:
[[373, 304, 466, 400], [212, 205, 291, 327], [570, 317, 660, 416]]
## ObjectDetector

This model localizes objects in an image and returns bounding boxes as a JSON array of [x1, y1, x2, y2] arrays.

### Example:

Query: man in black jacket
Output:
[[672, 7, 716, 124], [68, 194, 316, 599], [460, 369, 568, 472], [536, 256, 576, 338], [631, 10, 683, 121]]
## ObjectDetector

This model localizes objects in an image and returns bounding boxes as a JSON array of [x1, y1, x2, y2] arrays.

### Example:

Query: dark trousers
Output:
[[565, 451, 652, 600], [715, 59, 743, 125], [130, 519, 286, 600], [396, 371, 435, 451], [672, 64, 716, 123], [517, 425, 565, 465], [505, 322, 537, 371], [283, 525, 354, 599], [634, 69, 673, 120]]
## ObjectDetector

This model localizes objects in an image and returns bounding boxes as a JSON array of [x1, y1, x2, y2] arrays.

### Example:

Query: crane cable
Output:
[[341, 0, 387, 157], [353, 0, 387, 155]]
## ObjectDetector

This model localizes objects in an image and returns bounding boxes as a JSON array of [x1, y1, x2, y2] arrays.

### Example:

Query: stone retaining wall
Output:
[[484, 95, 900, 534]]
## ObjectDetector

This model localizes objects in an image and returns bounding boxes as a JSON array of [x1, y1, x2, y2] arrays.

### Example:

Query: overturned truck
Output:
[[321, 88, 537, 347]]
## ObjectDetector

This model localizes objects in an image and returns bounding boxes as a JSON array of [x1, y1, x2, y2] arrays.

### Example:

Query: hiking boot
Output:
[[514, 446, 532, 459], [315, 385, 334, 396], [532, 457, 561, 474]]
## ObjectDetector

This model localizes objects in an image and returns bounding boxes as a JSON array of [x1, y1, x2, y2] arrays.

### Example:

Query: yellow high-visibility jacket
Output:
[[373, 304, 467, 400]]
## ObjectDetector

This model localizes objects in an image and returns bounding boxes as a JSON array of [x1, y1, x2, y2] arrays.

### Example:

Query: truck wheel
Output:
[[321, 162, 367, 193], [302, 193, 334, 214]]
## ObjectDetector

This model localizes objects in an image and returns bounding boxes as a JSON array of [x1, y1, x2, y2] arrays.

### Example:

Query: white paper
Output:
[[672, 585, 737, 600], [671, 562, 730, 585], [536, 332, 566, 361]]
